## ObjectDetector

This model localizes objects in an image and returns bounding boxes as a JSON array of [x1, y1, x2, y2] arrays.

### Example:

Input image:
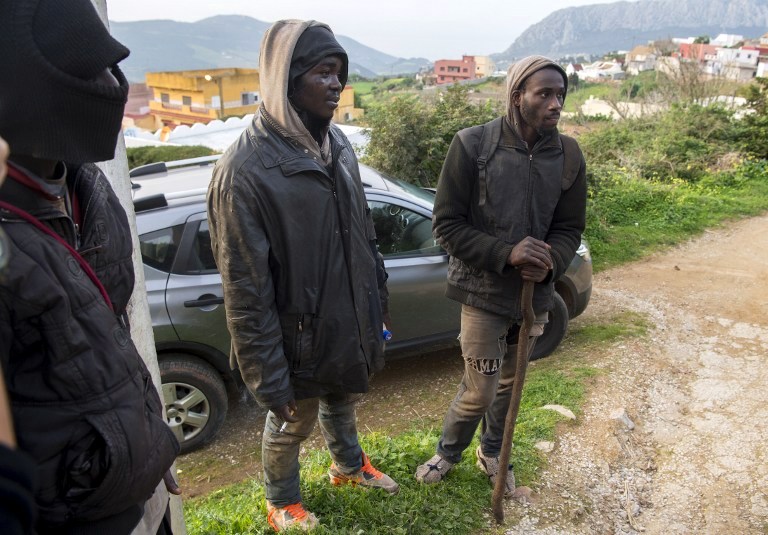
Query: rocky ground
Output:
[[177, 215, 768, 534]]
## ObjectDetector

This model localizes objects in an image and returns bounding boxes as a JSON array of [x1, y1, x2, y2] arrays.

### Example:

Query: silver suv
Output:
[[132, 156, 592, 453]]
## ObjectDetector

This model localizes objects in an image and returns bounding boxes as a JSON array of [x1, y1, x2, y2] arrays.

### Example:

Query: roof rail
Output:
[[129, 154, 222, 178], [134, 187, 208, 213]]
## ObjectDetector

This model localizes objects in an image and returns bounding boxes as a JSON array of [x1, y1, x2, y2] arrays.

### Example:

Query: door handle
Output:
[[184, 296, 224, 308]]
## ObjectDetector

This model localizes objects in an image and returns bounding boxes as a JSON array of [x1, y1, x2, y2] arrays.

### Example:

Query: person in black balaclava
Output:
[[0, 1, 180, 533], [208, 20, 397, 532]]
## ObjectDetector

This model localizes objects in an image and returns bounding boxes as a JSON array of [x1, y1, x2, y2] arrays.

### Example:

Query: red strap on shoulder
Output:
[[6, 163, 60, 201], [0, 199, 113, 312]]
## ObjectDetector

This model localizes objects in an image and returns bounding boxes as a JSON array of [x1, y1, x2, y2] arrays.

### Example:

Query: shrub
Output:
[[126, 145, 218, 170], [579, 104, 736, 182]]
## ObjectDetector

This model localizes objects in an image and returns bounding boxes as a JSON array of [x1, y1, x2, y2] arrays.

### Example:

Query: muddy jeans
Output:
[[436, 304, 544, 464], [262, 393, 363, 506]]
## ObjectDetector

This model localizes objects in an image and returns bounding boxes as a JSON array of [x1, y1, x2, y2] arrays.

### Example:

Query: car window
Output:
[[139, 224, 185, 272], [179, 220, 218, 275], [368, 200, 442, 258]]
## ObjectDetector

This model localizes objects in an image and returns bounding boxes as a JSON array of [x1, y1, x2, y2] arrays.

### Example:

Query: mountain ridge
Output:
[[113, 2, 768, 83], [110, 15, 430, 82], [494, 0, 768, 64]]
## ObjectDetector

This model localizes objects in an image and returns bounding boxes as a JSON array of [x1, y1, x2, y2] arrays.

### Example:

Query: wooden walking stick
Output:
[[492, 279, 535, 524]]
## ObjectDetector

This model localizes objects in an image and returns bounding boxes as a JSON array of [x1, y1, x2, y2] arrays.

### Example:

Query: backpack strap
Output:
[[559, 134, 582, 191], [475, 117, 503, 207], [474, 119, 581, 198]]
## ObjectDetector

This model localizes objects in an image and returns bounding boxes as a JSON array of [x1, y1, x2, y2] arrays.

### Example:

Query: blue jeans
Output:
[[436, 304, 540, 464], [262, 393, 363, 506]]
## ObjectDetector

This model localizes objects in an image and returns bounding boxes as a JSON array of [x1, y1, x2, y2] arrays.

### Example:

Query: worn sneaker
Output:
[[266, 501, 319, 532], [329, 452, 400, 495], [415, 454, 455, 484], [475, 445, 515, 497]]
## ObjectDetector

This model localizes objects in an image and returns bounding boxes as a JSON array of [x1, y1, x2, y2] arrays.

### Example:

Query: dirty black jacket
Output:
[[0, 164, 178, 531], [433, 117, 587, 319], [207, 113, 388, 409]]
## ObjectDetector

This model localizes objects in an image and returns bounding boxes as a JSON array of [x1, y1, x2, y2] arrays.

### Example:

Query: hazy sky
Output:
[[107, 0, 621, 60]]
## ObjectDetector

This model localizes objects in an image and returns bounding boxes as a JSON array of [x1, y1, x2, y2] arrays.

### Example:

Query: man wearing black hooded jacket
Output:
[[208, 19, 398, 532]]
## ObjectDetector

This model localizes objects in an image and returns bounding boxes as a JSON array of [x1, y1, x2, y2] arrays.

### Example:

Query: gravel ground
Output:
[[502, 215, 768, 534]]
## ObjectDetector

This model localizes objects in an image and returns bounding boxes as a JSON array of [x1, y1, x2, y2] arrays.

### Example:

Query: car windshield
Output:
[[389, 178, 436, 205]]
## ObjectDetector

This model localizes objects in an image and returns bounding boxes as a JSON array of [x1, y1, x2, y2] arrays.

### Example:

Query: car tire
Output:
[[160, 354, 228, 454], [530, 292, 569, 361]]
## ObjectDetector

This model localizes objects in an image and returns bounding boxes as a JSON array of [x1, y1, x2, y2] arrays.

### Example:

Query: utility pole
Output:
[[90, 2, 187, 533], [205, 74, 226, 119]]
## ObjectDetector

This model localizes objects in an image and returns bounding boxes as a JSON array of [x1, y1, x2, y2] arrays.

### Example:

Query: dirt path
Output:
[[505, 215, 768, 534]]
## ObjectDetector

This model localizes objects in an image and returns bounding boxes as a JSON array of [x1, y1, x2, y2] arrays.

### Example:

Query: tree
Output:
[[655, 58, 728, 105], [568, 72, 581, 90], [362, 95, 429, 183], [421, 85, 498, 184], [693, 35, 710, 44], [127, 145, 217, 169], [738, 77, 768, 158]]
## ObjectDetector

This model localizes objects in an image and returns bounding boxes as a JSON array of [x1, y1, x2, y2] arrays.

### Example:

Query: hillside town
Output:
[[123, 30, 768, 143]]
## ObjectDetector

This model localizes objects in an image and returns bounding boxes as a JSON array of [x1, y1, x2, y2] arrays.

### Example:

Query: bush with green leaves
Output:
[[362, 85, 499, 186], [585, 157, 768, 271], [737, 77, 768, 159], [579, 104, 737, 183]]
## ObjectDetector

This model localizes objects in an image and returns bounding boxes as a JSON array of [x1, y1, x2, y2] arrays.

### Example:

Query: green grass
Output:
[[586, 157, 768, 271], [567, 312, 649, 345], [182, 309, 651, 534], [349, 81, 376, 96], [184, 359, 623, 531]]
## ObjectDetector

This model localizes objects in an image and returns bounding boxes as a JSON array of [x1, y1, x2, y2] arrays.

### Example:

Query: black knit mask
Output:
[[288, 25, 348, 97], [0, 0, 130, 164]]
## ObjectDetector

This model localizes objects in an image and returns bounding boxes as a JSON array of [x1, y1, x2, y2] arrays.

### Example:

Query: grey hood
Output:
[[258, 19, 336, 161]]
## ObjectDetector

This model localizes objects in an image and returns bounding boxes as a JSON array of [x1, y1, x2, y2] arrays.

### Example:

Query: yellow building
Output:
[[146, 68, 260, 126], [146, 66, 362, 127], [473, 56, 496, 78], [334, 84, 364, 123]]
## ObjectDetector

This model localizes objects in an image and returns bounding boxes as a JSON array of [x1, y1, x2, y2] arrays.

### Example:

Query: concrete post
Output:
[[91, 2, 186, 533]]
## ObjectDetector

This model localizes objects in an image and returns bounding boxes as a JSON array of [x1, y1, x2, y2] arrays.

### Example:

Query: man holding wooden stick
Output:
[[415, 56, 587, 500]]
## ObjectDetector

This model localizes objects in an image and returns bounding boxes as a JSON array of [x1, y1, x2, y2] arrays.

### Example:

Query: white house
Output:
[[711, 34, 744, 47], [625, 45, 658, 75], [712, 47, 759, 81], [577, 60, 624, 80], [565, 63, 583, 78]]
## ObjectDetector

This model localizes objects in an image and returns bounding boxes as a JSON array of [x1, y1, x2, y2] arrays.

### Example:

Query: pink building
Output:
[[433, 55, 477, 84], [678, 43, 718, 62]]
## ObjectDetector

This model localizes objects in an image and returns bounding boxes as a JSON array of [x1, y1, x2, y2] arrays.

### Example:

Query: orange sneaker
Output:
[[329, 452, 399, 494], [266, 501, 319, 532]]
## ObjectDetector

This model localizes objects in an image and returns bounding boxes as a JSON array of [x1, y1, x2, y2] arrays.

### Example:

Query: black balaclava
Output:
[[0, 0, 130, 164], [288, 25, 348, 98]]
